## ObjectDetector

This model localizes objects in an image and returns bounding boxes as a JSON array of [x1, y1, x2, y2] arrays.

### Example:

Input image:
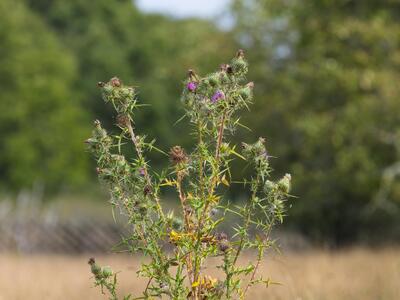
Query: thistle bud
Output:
[[172, 218, 183, 231], [264, 180, 276, 193], [102, 266, 113, 278], [211, 90, 225, 103], [239, 82, 254, 100], [88, 258, 102, 278], [232, 52, 248, 74], [218, 239, 230, 252], [219, 64, 230, 83], [120, 86, 134, 98], [278, 173, 291, 193], [93, 120, 107, 139], [239, 87, 251, 101], [207, 73, 220, 87]]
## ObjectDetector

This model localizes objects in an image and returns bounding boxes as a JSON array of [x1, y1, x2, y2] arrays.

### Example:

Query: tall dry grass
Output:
[[0, 248, 399, 300]]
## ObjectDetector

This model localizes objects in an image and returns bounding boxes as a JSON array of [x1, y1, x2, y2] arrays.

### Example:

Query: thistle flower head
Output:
[[138, 167, 146, 176], [187, 81, 197, 92], [88, 257, 102, 278], [215, 232, 228, 241], [169, 145, 188, 165], [218, 240, 230, 252], [211, 90, 225, 103], [110, 77, 122, 87]]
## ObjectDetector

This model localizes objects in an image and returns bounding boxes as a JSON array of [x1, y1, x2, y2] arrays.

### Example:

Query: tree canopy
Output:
[[232, 0, 400, 244]]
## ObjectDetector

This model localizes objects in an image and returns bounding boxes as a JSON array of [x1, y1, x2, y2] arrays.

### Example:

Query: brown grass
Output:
[[0, 248, 399, 299]]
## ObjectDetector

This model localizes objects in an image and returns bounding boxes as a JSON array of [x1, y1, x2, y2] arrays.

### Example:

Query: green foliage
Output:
[[0, 0, 237, 193], [24, 0, 237, 149], [87, 52, 291, 299], [232, 0, 400, 243], [0, 0, 89, 190]]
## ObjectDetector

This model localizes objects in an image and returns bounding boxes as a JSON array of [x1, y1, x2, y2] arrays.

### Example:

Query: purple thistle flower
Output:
[[211, 90, 225, 103], [138, 167, 146, 177], [186, 81, 197, 92]]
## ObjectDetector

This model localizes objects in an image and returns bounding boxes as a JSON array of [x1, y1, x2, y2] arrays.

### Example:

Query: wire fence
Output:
[[0, 190, 310, 254]]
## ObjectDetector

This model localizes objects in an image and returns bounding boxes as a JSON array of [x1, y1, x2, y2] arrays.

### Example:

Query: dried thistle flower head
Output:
[[169, 145, 188, 165], [116, 113, 130, 128], [88, 257, 96, 265], [110, 76, 122, 87]]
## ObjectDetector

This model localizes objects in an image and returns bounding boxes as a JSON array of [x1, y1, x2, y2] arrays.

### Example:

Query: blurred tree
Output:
[[0, 0, 89, 191], [232, 0, 400, 243], [232, 0, 400, 244], [24, 0, 238, 152]]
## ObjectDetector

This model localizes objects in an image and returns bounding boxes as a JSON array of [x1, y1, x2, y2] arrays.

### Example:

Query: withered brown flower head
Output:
[[215, 232, 228, 241], [236, 49, 245, 58], [218, 240, 230, 252], [116, 113, 130, 128], [169, 145, 188, 165], [226, 64, 233, 74], [110, 77, 122, 87], [88, 257, 96, 265], [143, 185, 152, 196], [246, 81, 255, 89]]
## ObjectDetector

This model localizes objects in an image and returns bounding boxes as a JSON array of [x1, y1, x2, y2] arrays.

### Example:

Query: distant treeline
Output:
[[0, 0, 399, 245]]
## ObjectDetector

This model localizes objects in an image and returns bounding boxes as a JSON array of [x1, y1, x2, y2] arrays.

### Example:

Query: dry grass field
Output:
[[0, 247, 399, 300]]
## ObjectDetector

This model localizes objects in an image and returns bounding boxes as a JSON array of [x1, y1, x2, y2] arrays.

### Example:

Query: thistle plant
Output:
[[86, 50, 291, 300]]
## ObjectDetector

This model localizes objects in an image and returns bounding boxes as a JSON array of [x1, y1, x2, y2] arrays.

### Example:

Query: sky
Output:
[[136, 0, 232, 19]]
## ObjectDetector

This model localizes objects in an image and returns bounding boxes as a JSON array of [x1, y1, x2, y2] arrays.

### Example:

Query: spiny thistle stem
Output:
[[126, 120, 165, 222]]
